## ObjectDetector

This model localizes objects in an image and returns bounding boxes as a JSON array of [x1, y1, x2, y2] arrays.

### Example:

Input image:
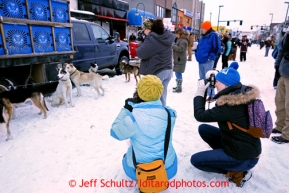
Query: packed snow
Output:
[[0, 45, 288, 193]]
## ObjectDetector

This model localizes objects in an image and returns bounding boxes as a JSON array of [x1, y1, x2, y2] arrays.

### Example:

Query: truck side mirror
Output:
[[113, 32, 120, 42]]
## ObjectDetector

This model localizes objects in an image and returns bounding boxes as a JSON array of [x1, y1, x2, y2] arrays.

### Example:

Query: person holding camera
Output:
[[110, 75, 178, 183], [271, 33, 289, 144], [172, 28, 189, 93], [136, 19, 175, 106], [195, 21, 221, 102], [191, 62, 261, 187]]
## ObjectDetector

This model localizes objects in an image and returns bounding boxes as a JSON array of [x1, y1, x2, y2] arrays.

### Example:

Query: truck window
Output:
[[73, 23, 90, 41], [90, 25, 109, 41]]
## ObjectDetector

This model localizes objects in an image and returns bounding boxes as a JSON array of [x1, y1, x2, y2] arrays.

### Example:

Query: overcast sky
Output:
[[202, 0, 288, 31]]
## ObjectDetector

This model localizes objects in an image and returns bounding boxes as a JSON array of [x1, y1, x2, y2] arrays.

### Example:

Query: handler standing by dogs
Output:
[[136, 19, 175, 106]]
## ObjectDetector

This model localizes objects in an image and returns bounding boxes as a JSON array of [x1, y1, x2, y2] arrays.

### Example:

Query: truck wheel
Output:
[[116, 56, 128, 75]]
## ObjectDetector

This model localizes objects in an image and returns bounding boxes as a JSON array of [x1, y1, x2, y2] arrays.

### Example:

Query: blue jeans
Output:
[[190, 124, 259, 174], [199, 60, 215, 98], [156, 69, 172, 106], [175, 72, 182, 80]]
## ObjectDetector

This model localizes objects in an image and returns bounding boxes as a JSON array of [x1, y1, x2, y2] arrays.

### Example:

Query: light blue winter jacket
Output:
[[110, 100, 177, 180]]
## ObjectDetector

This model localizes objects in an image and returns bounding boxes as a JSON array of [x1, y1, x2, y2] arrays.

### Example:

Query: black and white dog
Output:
[[49, 68, 74, 108]]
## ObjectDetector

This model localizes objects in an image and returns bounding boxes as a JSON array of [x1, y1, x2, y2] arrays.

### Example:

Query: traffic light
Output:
[[261, 26, 263, 30], [227, 21, 230, 26], [240, 20, 243, 25], [250, 26, 253, 30]]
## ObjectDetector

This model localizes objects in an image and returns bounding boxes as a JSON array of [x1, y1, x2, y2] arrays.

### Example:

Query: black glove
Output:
[[124, 98, 133, 112]]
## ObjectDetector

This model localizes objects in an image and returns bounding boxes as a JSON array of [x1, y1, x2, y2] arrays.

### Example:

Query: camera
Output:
[[136, 30, 145, 42], [204, 73, 216, 88]]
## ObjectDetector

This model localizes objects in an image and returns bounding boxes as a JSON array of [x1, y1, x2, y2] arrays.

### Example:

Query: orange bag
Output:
[[136, 159, 169, 192], [132, 108, 171, 193]]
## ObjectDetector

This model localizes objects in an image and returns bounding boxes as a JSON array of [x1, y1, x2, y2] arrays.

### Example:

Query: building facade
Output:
[[71, 0, 129, 39], [174, 0, 205, 35]]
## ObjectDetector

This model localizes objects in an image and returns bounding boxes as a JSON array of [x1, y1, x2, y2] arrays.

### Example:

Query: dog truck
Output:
[[0, 0, 129, 92], [0, 0, 75, 92]]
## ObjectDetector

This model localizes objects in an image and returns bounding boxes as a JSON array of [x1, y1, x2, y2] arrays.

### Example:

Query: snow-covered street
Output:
[[0, 45, 288, 193]]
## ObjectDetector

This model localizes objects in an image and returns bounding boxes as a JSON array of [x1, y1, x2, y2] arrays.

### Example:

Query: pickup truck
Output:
[[71, 18, 129, 75], [0, 0, 129, 91]]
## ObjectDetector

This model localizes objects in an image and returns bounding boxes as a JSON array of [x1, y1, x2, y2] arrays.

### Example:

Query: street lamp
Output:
[[217, 5, 224, 32], [135, 3, 146, 23], [269, 13, 273, 33], [285, 2, 289, 22]]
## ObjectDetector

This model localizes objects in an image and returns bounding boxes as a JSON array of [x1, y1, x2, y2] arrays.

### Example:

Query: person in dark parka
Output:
[[136, 19, 175, 106], [191, 62, 261, 187]]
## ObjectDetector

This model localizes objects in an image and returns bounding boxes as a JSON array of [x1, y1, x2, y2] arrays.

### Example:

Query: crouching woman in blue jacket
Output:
[[110, 75, 178, 182]]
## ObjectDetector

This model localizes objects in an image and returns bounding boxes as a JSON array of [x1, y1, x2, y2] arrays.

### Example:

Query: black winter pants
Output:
[[222, 54, 229, 69], [240, 52, 246, 61]]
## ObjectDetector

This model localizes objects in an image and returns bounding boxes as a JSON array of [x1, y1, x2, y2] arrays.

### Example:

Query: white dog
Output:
[[50, 68, 74, 108]]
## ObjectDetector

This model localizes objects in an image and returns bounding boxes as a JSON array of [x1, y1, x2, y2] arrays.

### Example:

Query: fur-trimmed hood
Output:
[[215, 83, 260, 106]]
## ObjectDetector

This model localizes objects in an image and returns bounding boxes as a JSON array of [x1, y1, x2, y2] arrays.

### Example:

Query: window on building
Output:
[[180, 17, 182, 23], [186, 18, 190, 24], [156, 5, 165, 18]]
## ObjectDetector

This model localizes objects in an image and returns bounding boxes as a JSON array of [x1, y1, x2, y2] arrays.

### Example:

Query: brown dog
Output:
[[120, 60, 141, 84], [0, 82, 58, 141], [65, 63, 105, 98]]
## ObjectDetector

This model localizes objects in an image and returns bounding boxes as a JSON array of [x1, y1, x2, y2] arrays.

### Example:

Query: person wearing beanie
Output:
[[191, 62, 262, 187], [136, 19, 176, 106], [172, 28, 189, 93], [110, 75, 178, 182], [195, 20, 222, 102], [201, 21, 212, 31]]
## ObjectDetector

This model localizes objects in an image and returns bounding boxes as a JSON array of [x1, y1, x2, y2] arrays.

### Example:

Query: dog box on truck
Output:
[[0, 0, 75, 92]]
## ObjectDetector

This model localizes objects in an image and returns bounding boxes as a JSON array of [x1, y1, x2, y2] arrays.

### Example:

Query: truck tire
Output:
[[116, 56, 128, 75]]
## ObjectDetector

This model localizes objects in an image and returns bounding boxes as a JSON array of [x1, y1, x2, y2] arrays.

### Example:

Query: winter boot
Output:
[[226, 171, 252, 187], [173, 79, 182, 93], [173, 79, 178, 90]]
